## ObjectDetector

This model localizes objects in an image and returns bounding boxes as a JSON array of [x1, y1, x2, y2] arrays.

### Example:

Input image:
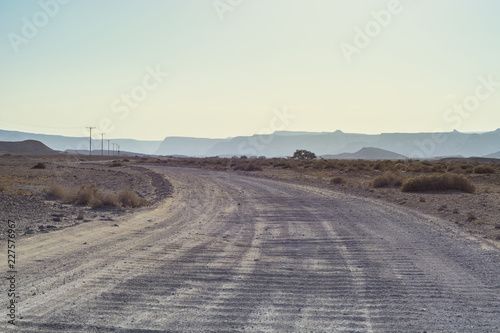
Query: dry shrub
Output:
[[118, 187, 148, 208], [432, 164, 445, 173], [330, 176, 346, 184], [401, 173, 475, 193], [32, 162, 46, 169], [76, 184, 103, 208], [324, 161, 337, 170], [371, 171, 405, 188], [108, 161, 123, 167], [312, 161, 325, 170], [47, 182, 74, 201], [245, 163, 263, 171], [273, 161, 292, 169], [465, 212, 477, 221], [233, 164, 246, 171], [474, 166, 496, 174], [74, 184, 148, 208], [102, 192, 120, 207]]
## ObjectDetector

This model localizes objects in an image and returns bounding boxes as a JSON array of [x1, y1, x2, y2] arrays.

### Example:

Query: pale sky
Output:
[[1, 0, 499, 140]]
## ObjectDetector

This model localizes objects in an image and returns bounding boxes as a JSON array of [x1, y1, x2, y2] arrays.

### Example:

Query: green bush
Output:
[[292, 149, 317, 160]]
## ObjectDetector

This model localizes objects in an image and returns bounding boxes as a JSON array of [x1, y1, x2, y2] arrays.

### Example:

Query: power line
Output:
[[99, 132, 106, 156], [86, 126, 95, 157]]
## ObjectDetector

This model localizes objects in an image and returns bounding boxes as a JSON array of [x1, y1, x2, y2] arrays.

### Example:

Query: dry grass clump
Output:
[[371, 171, 405, 188], [32, 162, 47, 169], [108, 161, 124, 167], [46, 182, 75, 201], [233, 163, 263, 171], [76, 184, 148, 208], [245, 163, 263, 171], [330, 176, 346, 184], [118, 187, 149, 208], [474, 165, 496, 174], [232, 164, 246, 171], [401, 173, 475, 193], [46, 183, 148, 209], [273, 161, 293, 169], [76, 184, 106, 208]]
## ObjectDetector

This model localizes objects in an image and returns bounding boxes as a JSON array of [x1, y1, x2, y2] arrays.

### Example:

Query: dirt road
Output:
[[2, 167, 500, 332]]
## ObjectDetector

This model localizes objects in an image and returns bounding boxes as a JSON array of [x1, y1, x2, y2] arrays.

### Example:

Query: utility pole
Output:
[[112, 143, 117, 156], [86, 126, 95, 157], [99, 132, 105, 156], [107, 140, 111, 156], [118, 144, 120, 156]]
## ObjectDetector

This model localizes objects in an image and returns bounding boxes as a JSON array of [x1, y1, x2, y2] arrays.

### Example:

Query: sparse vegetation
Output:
[[118, 187, 149, 208], [233, 163, 263, 171], [330, 176, 346, 184], [233, 164, 246, 171], [371, 171, 405, 188], [474, 165, 496, 174], [108, 161, 123, 167], [47, 182, 74, 201], [401, 173, 475, 193], [466, 212, 477, 221], [32, 162, 47, 169], [245, 163, 263, 171], [76, 184, 107, 208]]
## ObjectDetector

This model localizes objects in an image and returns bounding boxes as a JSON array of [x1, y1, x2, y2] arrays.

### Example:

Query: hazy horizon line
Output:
[[1, 127, 500, 142]]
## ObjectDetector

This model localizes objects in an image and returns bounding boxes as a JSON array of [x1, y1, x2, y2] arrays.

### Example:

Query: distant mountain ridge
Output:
[[174, 129, 500, 158], [1, 128, 500, 159]]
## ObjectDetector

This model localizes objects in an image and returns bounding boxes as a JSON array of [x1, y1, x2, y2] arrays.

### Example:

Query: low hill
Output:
[[484, 151, 500, 159], [0, 140, 59, 155], [322, 147, 407, 160]]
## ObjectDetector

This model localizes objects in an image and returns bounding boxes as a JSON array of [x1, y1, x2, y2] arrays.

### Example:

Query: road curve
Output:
[[3, 167, 500, 332]]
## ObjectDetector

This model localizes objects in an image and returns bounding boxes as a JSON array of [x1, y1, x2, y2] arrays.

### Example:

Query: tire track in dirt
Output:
[[2, 167, 499, 332]]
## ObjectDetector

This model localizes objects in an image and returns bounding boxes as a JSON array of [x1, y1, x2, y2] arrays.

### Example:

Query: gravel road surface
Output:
[[2, 167, 500, 332]]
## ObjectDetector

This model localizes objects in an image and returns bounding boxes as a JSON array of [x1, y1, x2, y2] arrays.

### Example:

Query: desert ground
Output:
[[1, 154, 500, 331]]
